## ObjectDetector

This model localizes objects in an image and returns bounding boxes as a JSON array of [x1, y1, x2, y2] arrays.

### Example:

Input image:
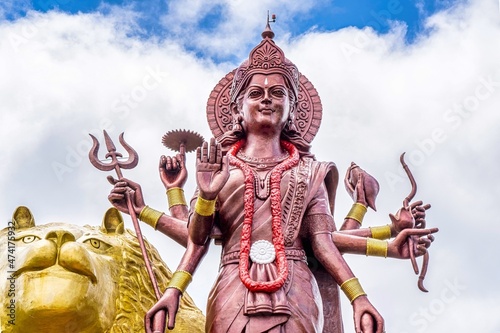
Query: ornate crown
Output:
[[206, 22, 323, 144], [229, 23, 300, 102]]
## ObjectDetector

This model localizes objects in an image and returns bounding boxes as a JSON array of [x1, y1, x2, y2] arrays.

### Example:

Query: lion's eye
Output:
[[89, 239, 101, 248], [84, 238, 111, 251], [22, 235, 40, 243]]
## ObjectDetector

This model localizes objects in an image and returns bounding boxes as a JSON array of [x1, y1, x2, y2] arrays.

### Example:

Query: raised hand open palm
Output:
[[196, 138, 229, 200]]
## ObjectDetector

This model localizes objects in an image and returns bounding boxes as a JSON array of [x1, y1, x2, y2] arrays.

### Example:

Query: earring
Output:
[[285, 118, 298, 133], [232, 113, 243, 135]]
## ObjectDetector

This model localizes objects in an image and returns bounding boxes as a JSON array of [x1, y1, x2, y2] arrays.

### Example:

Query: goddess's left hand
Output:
[[390, 201, 431, 235], [410, 200, 431, 229], [388, 228, 438, 259], [352, 296, 384, 333]]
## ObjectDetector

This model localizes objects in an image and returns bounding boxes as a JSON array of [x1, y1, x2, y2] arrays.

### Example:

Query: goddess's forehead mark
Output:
[[264, 77, 268, 86]]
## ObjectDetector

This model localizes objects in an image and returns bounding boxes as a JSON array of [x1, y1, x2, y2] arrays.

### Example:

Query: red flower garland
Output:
[[228, 139, 299, 293]]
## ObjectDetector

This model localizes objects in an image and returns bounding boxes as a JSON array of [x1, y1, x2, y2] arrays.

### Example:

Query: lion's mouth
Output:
[[14, 241, 98, 284], [15, 265, 97, 284]]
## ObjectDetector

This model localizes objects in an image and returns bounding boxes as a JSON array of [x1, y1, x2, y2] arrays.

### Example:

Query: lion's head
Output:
[[0, 206, 205, 333]]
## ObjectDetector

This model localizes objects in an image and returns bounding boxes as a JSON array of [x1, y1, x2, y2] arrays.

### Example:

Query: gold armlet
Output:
[[194, 196, 216, 217], [345, 203, 367, 225], [370, 225, 392, 240], [366, 238, 388, 257], [138, 206, 164, 230], [167, 187, 187, 208], [340, 277, 367, 303], [166, 270, 193, 294]]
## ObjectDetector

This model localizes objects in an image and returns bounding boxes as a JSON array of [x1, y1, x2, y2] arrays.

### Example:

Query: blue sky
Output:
[[4, 0, 456, 59]]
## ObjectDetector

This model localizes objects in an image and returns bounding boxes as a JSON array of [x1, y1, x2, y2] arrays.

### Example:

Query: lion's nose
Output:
[[46, 230, 76, 247]]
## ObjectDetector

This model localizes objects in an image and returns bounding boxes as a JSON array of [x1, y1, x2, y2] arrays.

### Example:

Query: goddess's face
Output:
[[237, 73, 291, 136]]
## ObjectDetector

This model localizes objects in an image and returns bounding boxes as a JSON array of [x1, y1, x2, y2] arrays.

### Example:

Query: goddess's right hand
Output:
[[159, 143, 188, 190], [145, 288, 181, 332], [196, 138, 229, 200], [107, 176, 145, 216]]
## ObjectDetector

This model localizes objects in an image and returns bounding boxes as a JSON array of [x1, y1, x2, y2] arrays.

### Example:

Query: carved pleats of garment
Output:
[[200, 158, 341, 333]]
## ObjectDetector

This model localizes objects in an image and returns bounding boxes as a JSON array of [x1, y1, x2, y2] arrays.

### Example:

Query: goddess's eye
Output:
[[21, 235, 40, 243], [248, 89, 262, 98], [271, 89, 286, 97]]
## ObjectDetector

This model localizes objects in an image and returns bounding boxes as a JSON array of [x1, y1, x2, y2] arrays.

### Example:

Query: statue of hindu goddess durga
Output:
[[108, 21, 437, 333]]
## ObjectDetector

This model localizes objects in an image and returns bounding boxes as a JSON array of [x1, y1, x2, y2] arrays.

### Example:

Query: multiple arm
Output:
[[107, 140, 224, 248], [108, 140, 437, 333], [304, 166, 437, 332], [145, 139, 229, 332], [338, 164, 436, 255]]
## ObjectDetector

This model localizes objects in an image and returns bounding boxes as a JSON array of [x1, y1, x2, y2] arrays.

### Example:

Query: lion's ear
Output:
[[12, 206, 35, 229], [102, 208, 125, 234]]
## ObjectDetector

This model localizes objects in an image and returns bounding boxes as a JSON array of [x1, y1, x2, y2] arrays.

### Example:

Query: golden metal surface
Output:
[[1, 206, 205, 333]]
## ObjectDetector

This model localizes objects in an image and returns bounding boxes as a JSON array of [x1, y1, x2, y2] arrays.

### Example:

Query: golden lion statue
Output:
[[0, 206, 205, 333]]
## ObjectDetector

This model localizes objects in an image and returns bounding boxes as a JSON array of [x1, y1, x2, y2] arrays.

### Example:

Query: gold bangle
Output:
[[340, 277, 367, 303], [370, 225, 392, 240], [166, 188, 187, 208], [138, 206, 164, 230], [194, 196, 216, 216], [167, 270, 193, 294], [366, 238, 388, 257], [345, 203, 367, 225]]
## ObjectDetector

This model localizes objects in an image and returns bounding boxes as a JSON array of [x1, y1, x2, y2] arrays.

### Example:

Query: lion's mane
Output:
[[108, 228, 204, 333]]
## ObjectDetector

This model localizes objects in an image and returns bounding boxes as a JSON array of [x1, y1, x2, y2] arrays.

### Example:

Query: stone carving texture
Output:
[[206, 71, 323, 143]]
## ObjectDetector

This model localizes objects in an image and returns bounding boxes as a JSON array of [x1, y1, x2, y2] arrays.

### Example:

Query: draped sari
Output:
[[194, 157, 343, 333]]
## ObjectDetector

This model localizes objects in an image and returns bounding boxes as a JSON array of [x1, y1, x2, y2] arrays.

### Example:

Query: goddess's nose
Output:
[[262, 90, 272, 103]]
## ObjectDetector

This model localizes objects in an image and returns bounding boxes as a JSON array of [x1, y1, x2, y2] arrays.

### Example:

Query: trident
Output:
[[89, 130, 166, 333]]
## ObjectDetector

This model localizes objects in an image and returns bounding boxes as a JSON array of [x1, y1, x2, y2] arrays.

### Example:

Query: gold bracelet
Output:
[[166, 188, 187, 208], [138, 206, 164, 230], [370, 225, 392, 240], [345, 203, 367, 225], [366, 238, 388, 257], [194, 196, 216, 216], [340, 277, 367, 303], [167, 270, 193, 294]]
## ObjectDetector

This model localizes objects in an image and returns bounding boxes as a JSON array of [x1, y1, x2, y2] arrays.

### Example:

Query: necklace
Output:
[[228, 139, 299, 293], [236, 146, 291, 199], [237, 150, 289, 170], [253, 169, 272, 200]]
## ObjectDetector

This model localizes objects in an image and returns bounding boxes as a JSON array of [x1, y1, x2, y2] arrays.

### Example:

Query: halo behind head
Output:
[[206, 23, 323, 145]]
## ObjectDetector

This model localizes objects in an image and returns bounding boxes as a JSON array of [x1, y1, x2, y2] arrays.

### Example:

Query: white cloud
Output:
[[161, 0, 316, 59], [1, 0, 499, 332]]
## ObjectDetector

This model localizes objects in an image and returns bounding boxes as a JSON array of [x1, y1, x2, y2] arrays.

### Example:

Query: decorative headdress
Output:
[[206, 22, 323, 143], [229, 23, 300, 102]]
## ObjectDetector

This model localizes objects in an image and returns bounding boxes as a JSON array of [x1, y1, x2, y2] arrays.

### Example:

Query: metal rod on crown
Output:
[[88, 130, 166, 333]]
